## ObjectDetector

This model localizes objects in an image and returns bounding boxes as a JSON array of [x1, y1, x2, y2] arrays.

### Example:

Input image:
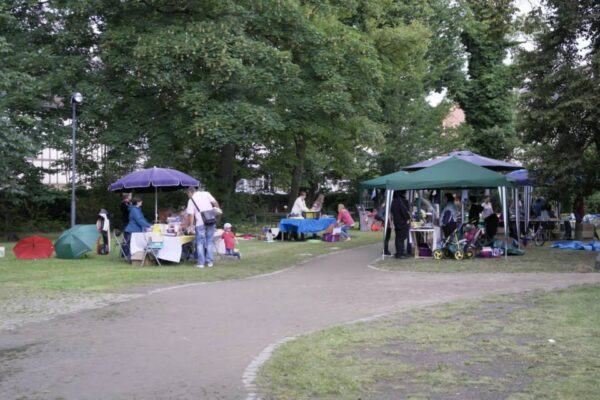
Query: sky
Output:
[[516, 0, 541, 15]]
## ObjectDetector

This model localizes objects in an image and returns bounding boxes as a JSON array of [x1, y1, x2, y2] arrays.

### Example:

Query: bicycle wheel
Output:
[[454, 250, 465, 260], [534, 230, 547, 246]]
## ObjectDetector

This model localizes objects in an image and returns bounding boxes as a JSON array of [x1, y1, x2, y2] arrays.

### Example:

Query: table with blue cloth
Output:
[[278, 217, 337, 237]]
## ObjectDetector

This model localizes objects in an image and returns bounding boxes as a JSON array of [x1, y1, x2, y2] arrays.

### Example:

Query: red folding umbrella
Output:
[[13, 236, 55, 259]]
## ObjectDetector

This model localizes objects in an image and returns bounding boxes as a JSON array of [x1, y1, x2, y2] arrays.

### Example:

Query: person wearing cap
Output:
[[221, 223, 241, 259]]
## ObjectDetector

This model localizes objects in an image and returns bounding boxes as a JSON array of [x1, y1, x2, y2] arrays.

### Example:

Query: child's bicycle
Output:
[[433, 224, 476, 260], [523, 222, 549, 246]]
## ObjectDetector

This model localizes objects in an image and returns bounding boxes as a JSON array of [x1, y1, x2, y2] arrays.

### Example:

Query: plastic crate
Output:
[[322, 233, 340, 242]]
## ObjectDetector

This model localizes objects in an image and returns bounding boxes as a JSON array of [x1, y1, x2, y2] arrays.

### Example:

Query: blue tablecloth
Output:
[[278, 218, 337, 234]]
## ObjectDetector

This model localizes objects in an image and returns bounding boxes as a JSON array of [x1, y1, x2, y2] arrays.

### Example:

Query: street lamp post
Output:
[[70, 92, 83, 227]]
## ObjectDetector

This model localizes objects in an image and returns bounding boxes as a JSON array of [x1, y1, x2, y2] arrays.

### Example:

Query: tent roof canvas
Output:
[[360, 170, 409, 189], [386, 157, 515, 190], [403, 150, 521, 172], [506, 169, 534, 186]]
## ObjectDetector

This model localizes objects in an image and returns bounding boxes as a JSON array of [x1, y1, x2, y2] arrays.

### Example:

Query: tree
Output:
[[452, 0, 520, 158], [0, 2, 78, 230], [517, 0, 600, 195]]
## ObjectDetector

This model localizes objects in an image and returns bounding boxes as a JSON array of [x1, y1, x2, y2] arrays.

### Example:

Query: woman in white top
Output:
[[481, 196, 494, 219], [290, 191, 309, 216]]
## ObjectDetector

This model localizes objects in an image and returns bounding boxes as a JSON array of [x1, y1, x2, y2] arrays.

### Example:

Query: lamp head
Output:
[[71, 92, 83, 104]]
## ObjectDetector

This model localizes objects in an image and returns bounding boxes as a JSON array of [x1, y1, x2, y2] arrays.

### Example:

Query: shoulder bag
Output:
[[191, 197, 217, 225]]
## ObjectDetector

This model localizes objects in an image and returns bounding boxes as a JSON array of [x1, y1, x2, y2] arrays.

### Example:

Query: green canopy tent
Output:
[[381, 157, 516, 259], [360, 170, 409, 189], [359, 171, 410, 231]]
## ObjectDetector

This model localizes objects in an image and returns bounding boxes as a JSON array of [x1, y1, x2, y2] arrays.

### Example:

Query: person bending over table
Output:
[[290, 191, 309, 217], [124, 197, 152, 260], [337, 204, 355, 242]]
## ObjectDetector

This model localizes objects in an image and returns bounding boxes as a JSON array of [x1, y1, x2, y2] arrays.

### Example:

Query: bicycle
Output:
[[524, 222, 549, 246]]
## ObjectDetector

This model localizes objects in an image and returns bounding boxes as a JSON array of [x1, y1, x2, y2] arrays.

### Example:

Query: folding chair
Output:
[[113, 229, 128, 259], [141, 233, 164, 267]]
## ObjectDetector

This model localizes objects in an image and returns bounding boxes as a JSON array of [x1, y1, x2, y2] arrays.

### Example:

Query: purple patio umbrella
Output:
[[403, 150, 521, 172], [109, 167, 199, 222]]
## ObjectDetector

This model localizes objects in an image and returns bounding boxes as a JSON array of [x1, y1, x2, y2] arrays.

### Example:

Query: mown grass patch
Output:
[[0, 230, 380, 292], [257, 284, 600, 400]]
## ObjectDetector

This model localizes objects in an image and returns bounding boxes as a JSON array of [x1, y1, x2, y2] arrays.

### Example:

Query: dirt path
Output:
[[1, 245, 599, 400]]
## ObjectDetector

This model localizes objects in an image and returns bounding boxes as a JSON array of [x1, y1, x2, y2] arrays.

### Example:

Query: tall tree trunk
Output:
[[219, 143, 236, 210], [288, 135, 306, 208]]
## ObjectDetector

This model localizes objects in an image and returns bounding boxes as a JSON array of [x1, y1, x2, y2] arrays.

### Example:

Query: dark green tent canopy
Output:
[[385, 157, 515, 190], [360, 170, 409, 189]]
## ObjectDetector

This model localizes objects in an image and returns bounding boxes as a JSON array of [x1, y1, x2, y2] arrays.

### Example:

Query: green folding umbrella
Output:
[[55, 225, 100, 259]]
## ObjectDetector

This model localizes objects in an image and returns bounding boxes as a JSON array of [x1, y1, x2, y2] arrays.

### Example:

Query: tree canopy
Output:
[[4, 0, 597, 225], [517, 0, 600, 196]]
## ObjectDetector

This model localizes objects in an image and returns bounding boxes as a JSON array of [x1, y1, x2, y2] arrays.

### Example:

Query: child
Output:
[[222, 223, 241, 259]]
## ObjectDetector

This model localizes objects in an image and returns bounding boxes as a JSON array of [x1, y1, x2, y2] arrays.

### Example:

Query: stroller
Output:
[[433, 223, 479, 260]]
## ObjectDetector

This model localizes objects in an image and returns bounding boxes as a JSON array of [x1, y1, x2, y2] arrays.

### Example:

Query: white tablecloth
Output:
[[130, 232, 225, 263], [130, 233, 188, 263]]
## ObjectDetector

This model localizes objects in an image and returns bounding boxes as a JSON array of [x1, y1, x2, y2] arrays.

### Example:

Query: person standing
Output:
[[124, 197, 152, 260], [311, 193, 325, 212], [481, 196, 494, 220], [186, 186, 220, 268], [481, 195, 498, 239], [468, 196, 483, 225], [573, 194, 584, 224], [221, 222, 241, 259], [336, 204, 355, 241], [96, 209, 110, 255], [290, 191, 309, 216], [378, 201, 393, 256], [391, 191, 412, 258], [441, 193, 458, 238], [120, 193, 132, 229]]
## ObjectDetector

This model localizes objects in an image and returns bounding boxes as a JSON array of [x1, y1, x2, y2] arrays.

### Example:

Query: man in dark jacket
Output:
[[120, 193, 132, 228], [391, 191, 412, 258]]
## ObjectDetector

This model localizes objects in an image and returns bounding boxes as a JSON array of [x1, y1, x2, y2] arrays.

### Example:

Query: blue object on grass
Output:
[[279, 218, 337, 234], [551, 241, 600, 251]]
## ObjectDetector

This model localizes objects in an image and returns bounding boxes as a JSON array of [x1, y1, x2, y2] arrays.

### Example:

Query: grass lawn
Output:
[[0, 230, 381, 292], [257, 284, 600, 400], [376, 243, 600, 273], [0, 230, 381, 330]]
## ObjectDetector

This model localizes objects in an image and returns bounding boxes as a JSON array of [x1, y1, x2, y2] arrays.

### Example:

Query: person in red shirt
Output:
[[337, 204, 355, 241], [221, 223, 241, 259]]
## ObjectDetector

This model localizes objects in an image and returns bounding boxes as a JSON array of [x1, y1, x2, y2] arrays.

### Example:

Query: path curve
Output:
[[1, 245, 599, 400]]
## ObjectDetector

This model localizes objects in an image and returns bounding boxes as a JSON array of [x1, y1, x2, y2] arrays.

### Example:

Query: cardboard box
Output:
[[582, 224, 595, 240], [303, 211, 321, 219]]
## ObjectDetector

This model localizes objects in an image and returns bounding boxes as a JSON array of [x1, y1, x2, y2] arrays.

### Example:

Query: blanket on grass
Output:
[[551, 241, 600, 251]]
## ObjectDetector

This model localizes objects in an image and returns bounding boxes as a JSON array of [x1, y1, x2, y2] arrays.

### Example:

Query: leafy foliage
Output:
[[517, 0, 600, 195], [452, 0, 520, 159]]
